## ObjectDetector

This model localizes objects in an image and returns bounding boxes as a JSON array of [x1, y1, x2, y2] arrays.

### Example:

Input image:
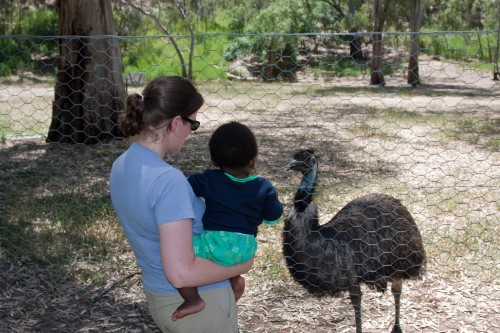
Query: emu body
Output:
[[283, 149, 426, 333]]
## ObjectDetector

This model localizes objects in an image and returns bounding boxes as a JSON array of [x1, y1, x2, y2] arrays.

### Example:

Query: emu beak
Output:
[[285, 160, 307, 171]]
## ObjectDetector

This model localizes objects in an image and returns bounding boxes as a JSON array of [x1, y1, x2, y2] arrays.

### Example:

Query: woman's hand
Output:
[[159, 219, 254, 288]]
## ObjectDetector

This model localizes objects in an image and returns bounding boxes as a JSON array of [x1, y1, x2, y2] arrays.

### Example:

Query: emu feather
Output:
[[283, 149, 426, 333]]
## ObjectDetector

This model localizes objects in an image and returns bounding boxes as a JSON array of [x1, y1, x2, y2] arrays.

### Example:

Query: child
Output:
[[172, 121, 284, 321]]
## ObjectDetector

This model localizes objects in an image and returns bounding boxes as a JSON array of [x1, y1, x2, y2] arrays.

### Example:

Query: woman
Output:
[[109, 76, 252, 333]]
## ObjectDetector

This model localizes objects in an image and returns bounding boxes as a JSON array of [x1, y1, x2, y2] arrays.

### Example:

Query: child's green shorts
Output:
[[193, 230, 257, 266]]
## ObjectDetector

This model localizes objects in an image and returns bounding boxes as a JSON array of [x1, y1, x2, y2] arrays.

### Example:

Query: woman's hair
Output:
[[119, 76, 204, 137], [209, 121, 258, 169]]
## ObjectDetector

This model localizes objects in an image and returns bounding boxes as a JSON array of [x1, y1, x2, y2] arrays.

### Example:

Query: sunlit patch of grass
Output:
[[468, 60, 495, 73], [364, 108, 498, 150], [421, 186, 499, 282], [426, 227, 498, 283], [253, 220, 291, 282], [380, 108, 433, 123], [2, 192, 130, 285], [2, 186, 121, 263], [0, 93, 52, 136], [349, 122, 400, 140], [323, 57, 370, 78], [443, 117, 499, 149], [334, 105, 450, 142], [0, 140, 131, 285]]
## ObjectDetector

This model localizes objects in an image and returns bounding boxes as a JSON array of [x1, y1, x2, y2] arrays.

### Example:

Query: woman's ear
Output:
[[170, 115, 182, 132]]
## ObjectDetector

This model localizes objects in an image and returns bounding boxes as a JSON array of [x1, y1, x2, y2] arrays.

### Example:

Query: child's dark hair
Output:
[[119, 76, 204, 137], [209, 122, 258, 169]]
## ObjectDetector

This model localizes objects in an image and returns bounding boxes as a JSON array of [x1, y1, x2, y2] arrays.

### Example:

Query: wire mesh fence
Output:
[[0, 31, 499, 332]]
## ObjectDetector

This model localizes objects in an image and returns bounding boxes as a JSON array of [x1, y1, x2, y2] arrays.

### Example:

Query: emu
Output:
[[283, 149, 426, 333]]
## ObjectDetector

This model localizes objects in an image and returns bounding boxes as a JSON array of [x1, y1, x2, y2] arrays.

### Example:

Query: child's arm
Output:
[[263, 182, 284, 225]]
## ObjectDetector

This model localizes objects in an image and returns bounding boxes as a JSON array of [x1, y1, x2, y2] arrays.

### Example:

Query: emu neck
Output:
[[294, 165, 317, 212]]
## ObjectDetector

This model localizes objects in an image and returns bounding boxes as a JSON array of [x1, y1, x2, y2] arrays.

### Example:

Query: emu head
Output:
[[286, 149, 317, 174]]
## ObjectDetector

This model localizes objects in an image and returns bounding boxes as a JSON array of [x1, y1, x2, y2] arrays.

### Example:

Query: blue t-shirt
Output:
[[109, 143, 229, 293], [188, 169, 283, 236]]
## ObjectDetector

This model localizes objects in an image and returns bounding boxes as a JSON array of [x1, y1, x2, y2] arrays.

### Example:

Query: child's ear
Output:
[[249, 157, 257, 168]]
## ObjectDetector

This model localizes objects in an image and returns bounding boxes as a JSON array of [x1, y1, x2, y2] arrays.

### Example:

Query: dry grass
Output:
[[1, 58, 499, 332]]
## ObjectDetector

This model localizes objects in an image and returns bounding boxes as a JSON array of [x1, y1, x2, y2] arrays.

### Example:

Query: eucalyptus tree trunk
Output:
[[47, 0, 126, 144], [370, 0, 387, 86], [348, 0, 363, 59], [263, 39, 279, 81], [494, 1, 500, 80], [407, 0, 423, 87], [495, 29, 500, 80]]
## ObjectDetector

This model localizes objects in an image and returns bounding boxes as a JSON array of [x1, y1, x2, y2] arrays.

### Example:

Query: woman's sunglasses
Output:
[[181, 116, 201, 131]]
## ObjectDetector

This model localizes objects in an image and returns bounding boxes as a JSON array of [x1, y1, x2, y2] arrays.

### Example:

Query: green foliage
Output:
[[0, 38, 30, 76], [122, 36, 228, 81], [482, 0, 500, 30], [341, 0, 371, 31], [444, 118, 499, 149], [313, 2, 343, 32], [0, 8, 58, 77], [115, 2, 231, 81], [221, 0, 322, 80], [2, 5, 57, 35], [223, 37, 255, 62], [420, 31, 498, 64], [1, 0, 498, 80], [321, 56, 368, 77], [19, 9, 58, 36], [226, 4, 255, 33], [425, 0, 499, 31], [245, 0, 317, 35], [114, 8, 148, 36]]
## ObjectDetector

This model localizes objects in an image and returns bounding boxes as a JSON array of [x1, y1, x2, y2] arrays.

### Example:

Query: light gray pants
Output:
[[144, 287, 238, 333]]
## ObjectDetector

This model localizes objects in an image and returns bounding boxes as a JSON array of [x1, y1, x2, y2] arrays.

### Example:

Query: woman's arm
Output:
[[159, 219, 254, 288]]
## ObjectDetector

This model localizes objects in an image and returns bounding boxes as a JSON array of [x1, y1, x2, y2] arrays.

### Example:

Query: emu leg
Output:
[[349, 285, 363, 333], [391, 279, 403, 333]]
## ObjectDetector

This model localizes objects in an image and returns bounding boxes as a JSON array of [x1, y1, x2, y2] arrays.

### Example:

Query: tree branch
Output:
[[320, 0, 345, 18], [122, 0, 188, 77]]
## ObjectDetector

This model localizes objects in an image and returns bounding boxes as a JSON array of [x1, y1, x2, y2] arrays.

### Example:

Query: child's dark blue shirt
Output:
[[188, 169, 283, 236]]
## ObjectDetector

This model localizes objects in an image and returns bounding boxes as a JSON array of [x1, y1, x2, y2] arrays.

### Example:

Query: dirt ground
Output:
[[1, 57, 499, 332]]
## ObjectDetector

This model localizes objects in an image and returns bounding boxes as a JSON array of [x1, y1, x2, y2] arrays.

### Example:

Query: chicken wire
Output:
[[0, 32, 499, 333]]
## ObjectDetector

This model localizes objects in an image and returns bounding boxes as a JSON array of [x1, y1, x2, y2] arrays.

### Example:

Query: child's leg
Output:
[[172, 287, 205, 321], [230, 275, 245, 302]]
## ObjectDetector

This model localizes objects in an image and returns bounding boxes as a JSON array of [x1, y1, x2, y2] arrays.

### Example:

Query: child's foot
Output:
[[172, 299, 205, 321]]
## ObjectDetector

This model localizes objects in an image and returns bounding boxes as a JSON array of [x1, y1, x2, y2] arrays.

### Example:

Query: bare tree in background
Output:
[[407, 0, 423, 87], [47, 0, 126, 144]]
